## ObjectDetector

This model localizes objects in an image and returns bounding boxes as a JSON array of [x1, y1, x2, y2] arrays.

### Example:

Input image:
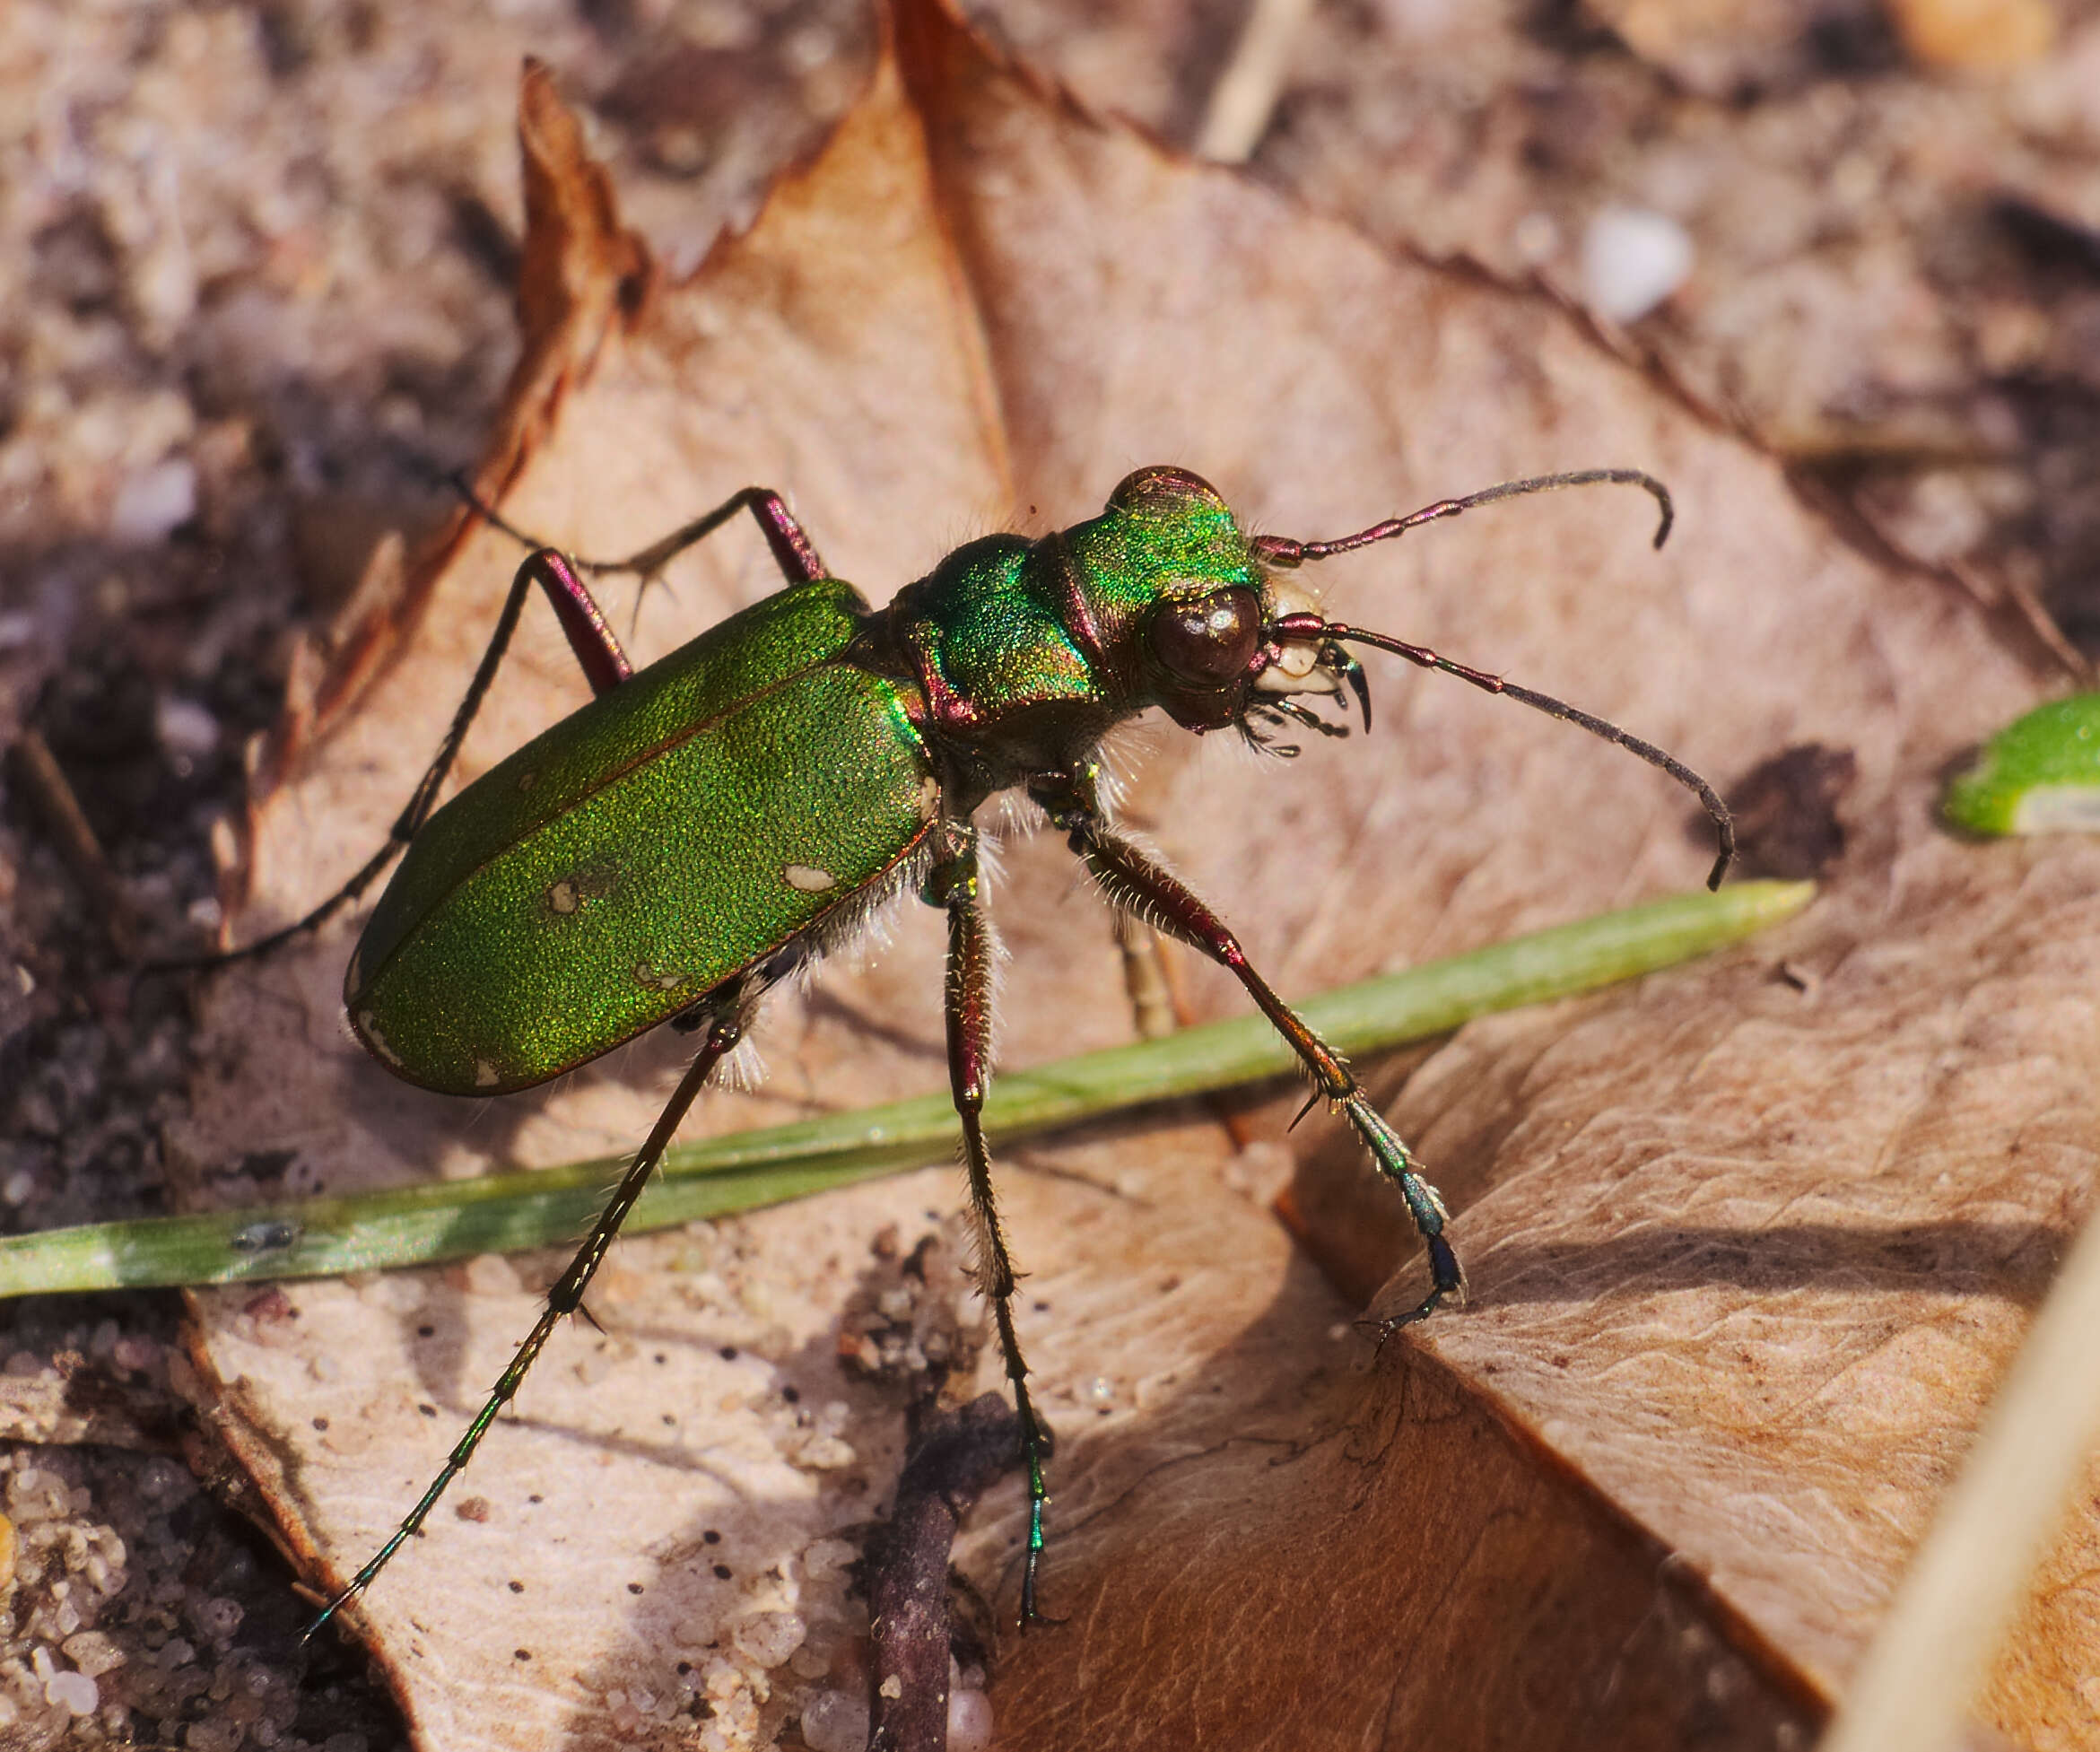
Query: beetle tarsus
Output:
[[579, 485, 830, 590]]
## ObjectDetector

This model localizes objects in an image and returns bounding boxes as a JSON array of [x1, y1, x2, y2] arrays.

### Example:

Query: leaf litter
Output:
[[138, 3, 2100, 1749]]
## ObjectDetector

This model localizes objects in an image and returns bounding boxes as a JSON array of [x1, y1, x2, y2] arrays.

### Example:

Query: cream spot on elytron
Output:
[[548, 878, 579, 915], [634, 963, 687, 992], [784, 864, 837, 893], [475, 1059, 501, 1090], [358, 1013, 403, 1068], [517, 769, 537, 792], [916, 775, 940, 821]]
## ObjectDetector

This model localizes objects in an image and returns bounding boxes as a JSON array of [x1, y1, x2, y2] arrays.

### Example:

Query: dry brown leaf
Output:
[[170, 4, 2098, 1749]]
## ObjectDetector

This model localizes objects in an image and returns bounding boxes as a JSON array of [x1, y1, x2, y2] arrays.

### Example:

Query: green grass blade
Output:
[[0, 880, 1811, 1296]]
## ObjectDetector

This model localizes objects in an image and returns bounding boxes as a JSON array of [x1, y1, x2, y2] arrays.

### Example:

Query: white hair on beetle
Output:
[[794, 841, 934, 981], [984, 789, 1042, 842], [711, 1033, 768, 1093]]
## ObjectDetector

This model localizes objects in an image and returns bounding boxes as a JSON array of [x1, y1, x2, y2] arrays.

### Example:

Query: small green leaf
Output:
[[1945, 694, 2100, 837]]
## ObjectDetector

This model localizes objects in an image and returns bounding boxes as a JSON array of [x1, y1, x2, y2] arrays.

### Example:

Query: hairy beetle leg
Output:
[[162, 485, 830, 975], [929, 819, 1060, 1629], [149, 546, 629, 973], [574, 484, 829, 593], [1031, 767, 1468, 1342]]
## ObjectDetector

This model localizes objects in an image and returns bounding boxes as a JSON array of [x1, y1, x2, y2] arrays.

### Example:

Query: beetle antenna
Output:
[[1250, 468, 1725, 885], [1271, 613, 1734, 889], [1250, 467, 1673, 566]]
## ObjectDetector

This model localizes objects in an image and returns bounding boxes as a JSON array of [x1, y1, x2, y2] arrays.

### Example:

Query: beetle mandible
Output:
[[253, 462, 1732, 1634]]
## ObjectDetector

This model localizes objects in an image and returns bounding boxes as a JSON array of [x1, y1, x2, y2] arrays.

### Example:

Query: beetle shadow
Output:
[[923, 1233, 1828, 1748], [1478, 1216, 2064, 1307], [319, 1026, 678, 1202], [797, 985, 951, 1074], [331, 1219, 915, 1726], [540, 1215, 975, 1748], [1275, 1042, 2074, 1327]]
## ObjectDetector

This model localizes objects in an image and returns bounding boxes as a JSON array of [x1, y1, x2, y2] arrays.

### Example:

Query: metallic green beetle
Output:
[[287, 464, 1733, 1633]]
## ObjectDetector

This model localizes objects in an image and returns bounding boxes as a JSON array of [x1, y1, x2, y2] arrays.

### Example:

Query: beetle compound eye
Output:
[[1148, 588, 1261, 687], [1108, 465, 1227, 519]]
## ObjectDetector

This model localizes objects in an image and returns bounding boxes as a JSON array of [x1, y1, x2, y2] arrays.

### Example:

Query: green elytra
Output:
[[258, 464, 1733, 1636], [345, 579, 934, 1094]]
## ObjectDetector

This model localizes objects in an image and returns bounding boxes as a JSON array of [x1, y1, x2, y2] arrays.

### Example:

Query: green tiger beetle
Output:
[[222, 463, 1732, 1635]]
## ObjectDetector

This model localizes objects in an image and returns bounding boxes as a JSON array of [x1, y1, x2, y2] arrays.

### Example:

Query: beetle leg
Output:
[[168, 490, 826, 973], [1031, 769, 1467, 1331], [927, 819, 1056, 1627], [305, 1000, 751, 1643], [577, 485, 830, 590], [160, 546, 635, 972]]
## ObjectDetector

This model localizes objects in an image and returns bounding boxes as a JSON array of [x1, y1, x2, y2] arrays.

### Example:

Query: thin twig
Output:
[[1195, 0, 1315, 163], [8, 729, 136, 957], [865, 1395, 1022, 1752], [1819, 1198, 2100, 1752], [1951, 555, 2091, 684]]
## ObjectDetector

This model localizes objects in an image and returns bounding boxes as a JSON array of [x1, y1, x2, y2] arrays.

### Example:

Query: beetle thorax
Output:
[[865, 466, 1355, 797]]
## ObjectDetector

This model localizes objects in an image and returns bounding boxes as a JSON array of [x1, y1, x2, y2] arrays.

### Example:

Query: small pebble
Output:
[[1580, 205, 1694, 325], [948, 1687, 996, 1752], [110, 458, 198, 545], [112, 1335, 161, 1374], [194, 1595, 244, 1642], [61, 1630, 123, 1678], [139, 1456, 194, 1504], [789, 1434, 856, 1470], [730, 1609, 806, 1669], [799, 1688, 869, 1752], [155, 694, 221, 761], [799, 1537, 854, 1582], [43, 1668, 98, 1716], [187, 1719, 243, 1752]]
